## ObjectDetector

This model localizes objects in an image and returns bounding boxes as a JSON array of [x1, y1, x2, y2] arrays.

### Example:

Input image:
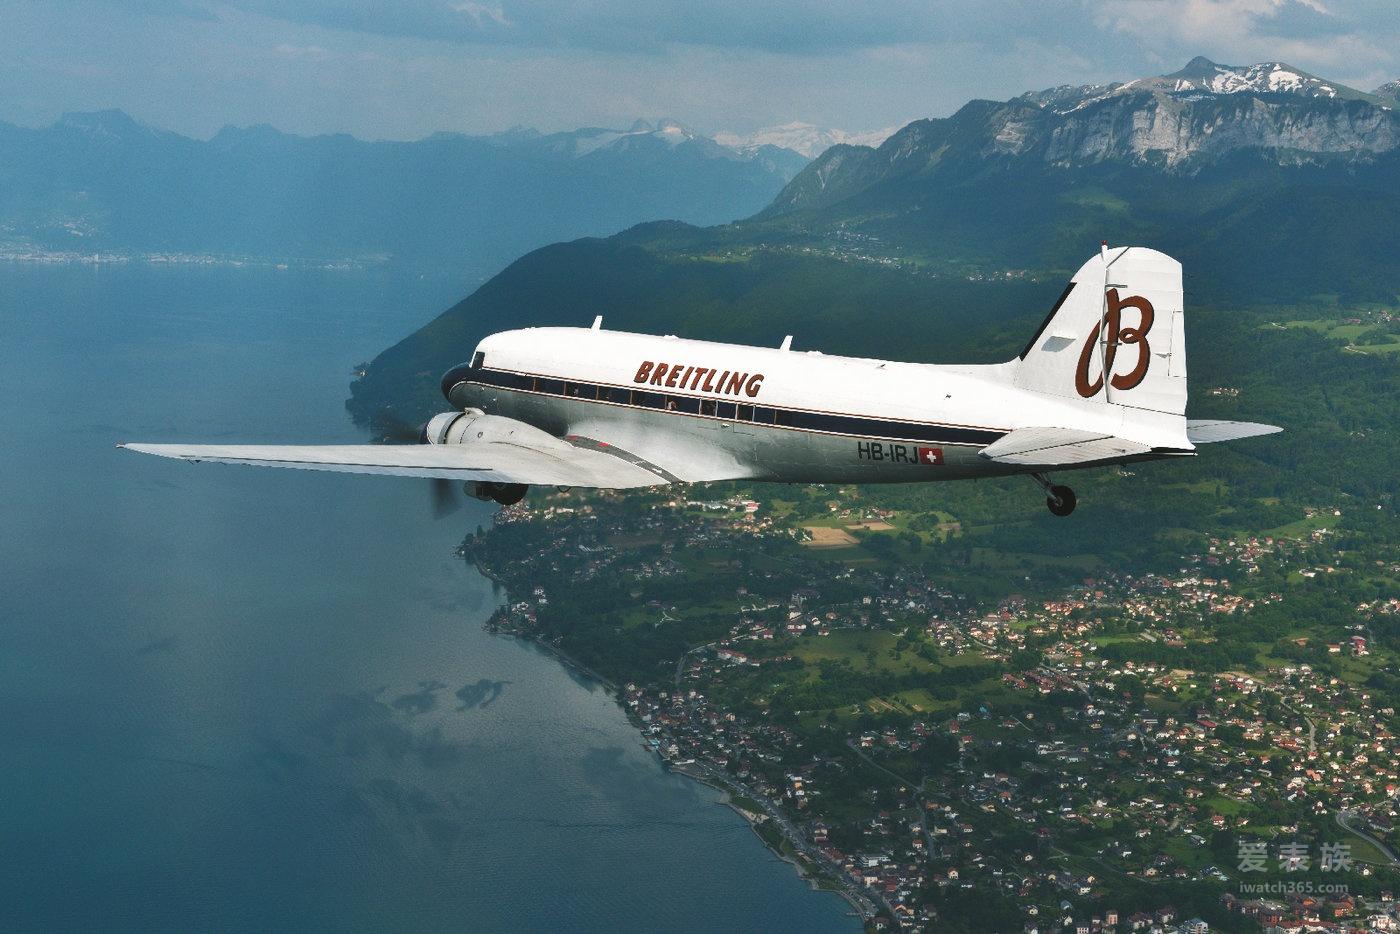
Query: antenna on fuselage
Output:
[[779, 335, 793, 351], [591, 316, 603, 330]]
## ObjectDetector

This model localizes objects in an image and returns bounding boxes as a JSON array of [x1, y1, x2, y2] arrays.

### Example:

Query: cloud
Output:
[[1093, 0, 1398, 76], [2, 0, 1397, 143], [1252, 0, 1353, 38], [217, 0, 1099, 55]]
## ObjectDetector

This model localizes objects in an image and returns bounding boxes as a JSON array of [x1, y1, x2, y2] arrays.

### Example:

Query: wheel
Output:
[[1046, 484, 1076, 517]]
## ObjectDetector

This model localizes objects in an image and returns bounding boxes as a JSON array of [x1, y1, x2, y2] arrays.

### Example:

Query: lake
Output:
[[0, 263, 857, 932]]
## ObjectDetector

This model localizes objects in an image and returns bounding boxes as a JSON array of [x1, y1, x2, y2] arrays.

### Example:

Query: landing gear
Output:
[[1046, 485, 1076, 517], [470, 481, 529, 506], [1031, 473, 1077, 517]]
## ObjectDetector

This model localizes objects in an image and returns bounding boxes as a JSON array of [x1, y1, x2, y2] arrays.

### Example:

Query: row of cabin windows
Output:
[[464, 364, 999, 446], [560, 378, 780, 423], [483, 370, 781, 423]]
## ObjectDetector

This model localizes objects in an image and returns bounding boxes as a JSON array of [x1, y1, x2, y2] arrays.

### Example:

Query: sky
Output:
[[1, 0, 1397, 141]]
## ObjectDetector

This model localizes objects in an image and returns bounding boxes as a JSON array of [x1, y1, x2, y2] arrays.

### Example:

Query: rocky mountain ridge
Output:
[[765, 57, 1400, 217], [348, 58, 1400, 423]]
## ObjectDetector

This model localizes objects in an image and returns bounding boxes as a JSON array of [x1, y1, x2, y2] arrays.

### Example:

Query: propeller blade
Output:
[[431, 478, 462, 519]]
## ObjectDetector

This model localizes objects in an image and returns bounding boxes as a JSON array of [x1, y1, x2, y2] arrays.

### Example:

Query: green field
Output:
[[790, 629, 938, 676], [1273, 317, 1400, 355]]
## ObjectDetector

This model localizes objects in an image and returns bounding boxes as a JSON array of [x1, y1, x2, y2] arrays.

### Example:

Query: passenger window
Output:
[[736, 404, 754, 421], [538, 378, 565, 395], [716, 402, 735, 420], [700, 400, 717, 417], [633, 391, 664, 409]]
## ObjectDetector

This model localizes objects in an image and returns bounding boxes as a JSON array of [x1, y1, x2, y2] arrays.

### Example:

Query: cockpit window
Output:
[[470, 351, 485, 369]]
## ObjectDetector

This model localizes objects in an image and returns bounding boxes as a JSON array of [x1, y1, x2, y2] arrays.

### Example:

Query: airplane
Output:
[[121, 245, 1280, 517]]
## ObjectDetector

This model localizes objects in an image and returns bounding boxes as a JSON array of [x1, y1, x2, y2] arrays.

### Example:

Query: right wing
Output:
[[118, 438, 670, 489]]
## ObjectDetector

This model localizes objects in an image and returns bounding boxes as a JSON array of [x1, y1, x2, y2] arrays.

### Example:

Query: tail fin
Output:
[[1014, 246, 1186, 416]]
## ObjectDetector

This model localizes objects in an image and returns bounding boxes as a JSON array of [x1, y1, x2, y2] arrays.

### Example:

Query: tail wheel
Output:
[[1046, 485, 1076, 517]]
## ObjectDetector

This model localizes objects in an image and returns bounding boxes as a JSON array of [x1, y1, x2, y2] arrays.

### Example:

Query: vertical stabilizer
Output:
[[1014, 247, 1186, 416]]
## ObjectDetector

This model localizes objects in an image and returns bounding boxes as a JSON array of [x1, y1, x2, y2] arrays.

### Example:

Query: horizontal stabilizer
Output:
[[978, 426, 1154, 467], [1186, 420, 1282, 444]]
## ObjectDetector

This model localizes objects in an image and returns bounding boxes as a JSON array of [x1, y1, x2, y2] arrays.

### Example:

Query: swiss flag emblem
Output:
[[917, 446, 944, 466]]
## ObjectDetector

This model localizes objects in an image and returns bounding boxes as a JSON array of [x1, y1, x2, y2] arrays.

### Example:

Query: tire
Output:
[[491, 483, 528, 506], [1046, 485, 1076, 517]]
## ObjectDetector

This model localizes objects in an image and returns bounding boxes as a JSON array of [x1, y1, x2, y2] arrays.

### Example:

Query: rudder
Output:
[[1014, 246, 1186, 416]]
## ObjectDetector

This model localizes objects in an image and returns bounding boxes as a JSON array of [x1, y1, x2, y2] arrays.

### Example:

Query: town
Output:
[[464, 487, 1400, 934]]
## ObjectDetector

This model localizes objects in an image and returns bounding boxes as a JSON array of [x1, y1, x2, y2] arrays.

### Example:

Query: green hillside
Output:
[[347, 235, 1052, 423], [348, 65, 1400, 562]]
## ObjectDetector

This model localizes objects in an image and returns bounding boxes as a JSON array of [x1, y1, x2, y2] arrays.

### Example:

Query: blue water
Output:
[[0, 264, 857, 932]]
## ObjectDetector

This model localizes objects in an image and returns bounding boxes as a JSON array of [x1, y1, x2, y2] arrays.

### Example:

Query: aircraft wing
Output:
[[977, 427, 1157, 467], [118, 438, 671, 489], [1186, 420, 1282, 444]]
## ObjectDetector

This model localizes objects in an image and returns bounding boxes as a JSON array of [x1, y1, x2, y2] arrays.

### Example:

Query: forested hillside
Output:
[[349, 57, 1400, 555]]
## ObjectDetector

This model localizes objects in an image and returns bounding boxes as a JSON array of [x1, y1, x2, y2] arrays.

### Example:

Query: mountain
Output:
[[767, 57, 1399, 218], [0, 111, 807, 277], [352, 57, 1400, 425], [748, 56, 1400, 294], [1376, 80, 1400, 105], [1025, 56, 1387, 111], [714, 122, 901, 159]]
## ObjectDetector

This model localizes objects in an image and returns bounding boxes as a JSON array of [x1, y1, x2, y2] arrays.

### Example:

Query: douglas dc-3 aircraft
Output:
[[122, 246, 1280, 516]]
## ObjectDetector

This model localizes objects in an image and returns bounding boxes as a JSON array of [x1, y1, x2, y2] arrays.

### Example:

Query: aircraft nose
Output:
[[441, 363, 472, 401]]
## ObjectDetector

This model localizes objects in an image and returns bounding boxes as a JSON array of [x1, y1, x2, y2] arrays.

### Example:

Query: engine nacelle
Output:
[[423, 409, 565, 449], [421, 409, 559, 507]]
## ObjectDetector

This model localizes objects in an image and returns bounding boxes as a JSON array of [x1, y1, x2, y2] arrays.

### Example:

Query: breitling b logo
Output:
[[1074, 288, 1155, 399]]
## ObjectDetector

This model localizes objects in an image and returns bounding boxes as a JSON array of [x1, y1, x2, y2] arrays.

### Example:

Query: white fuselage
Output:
[[442, 326, 1180, 485]]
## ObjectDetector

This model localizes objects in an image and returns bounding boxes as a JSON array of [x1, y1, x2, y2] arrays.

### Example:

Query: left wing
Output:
[[1186, 420, 1282, 444], [118, 437, 669, 489]]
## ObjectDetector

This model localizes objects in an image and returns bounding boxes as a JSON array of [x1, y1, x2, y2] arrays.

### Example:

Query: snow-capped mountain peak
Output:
[[1161, 57, 1342, 97], [1023, 57, 1386, 115], [543, 118, 700, 157]]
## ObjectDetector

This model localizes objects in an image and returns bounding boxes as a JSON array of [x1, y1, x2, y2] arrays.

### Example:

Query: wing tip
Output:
[[1187, 420, 1284, 444]]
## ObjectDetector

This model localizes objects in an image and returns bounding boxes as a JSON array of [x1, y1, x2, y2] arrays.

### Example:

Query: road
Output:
[[845, 740, 937, 857], [673, 759, 883, 920], [1336, 809, 1400, 867], [1279, 700, 1317, 754], [669, 646, 885, 921]]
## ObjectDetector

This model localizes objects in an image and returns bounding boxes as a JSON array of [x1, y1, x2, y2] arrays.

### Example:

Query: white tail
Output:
[[1014, 247, 1186, 416]]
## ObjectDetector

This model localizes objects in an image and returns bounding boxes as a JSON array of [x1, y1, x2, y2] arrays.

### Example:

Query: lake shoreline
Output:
[[472, 557, 875, 926]]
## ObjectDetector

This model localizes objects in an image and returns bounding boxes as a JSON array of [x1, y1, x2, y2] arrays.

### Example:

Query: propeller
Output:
[[370, 408, 461, 519], [431, 477, 463, 519]]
